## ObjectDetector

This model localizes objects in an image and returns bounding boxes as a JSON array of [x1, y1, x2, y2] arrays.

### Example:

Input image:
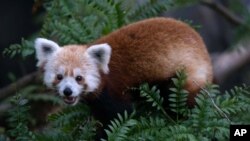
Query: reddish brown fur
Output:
[[52, 18, 213, 106], [54, 45, 88, 72], [91, 17, 213, 105]]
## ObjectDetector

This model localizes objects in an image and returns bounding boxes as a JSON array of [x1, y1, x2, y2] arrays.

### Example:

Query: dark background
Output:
[[0, 0, 40, 88]]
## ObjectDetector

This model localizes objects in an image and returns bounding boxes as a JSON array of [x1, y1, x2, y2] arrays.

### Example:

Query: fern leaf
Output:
[[139, 83, 164, 111], [169, 70, 189, 120], [127, 116, 168, 140], [48, 104, 90, 128], [102, 111, 137, 141], [3, 38, 34, 58], [128, 0, 173, 22], [7, 95, 36, 141], [139, 83, 175, 123], [165, 125, 197, 141]]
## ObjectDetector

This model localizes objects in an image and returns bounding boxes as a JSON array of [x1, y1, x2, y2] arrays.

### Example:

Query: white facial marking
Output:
[[58, 66, 65, 75], [58, 77, 83, 97], [85, 73, 100, 92], [73, 68, 83, 77], [43, 63, 65, 88], [44, 70, 55, 88]]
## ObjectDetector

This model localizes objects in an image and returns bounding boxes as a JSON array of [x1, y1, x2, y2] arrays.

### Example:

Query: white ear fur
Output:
[[34, 38, 60, 67], [86, 43, 112, 74]]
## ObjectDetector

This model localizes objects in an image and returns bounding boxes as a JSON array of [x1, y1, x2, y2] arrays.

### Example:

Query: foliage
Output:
[[37, 0, 177, 46], [228, 0, 250, 42], [4, 70, 250, 140], [101, 72, 250, 141], [169, 70, 189, 120], [2, 38, 34, 59], [36, 104, 97, 141], [3, 0, 178, 58], [6, 95, 36, 141], [102, 111, 137, 141]]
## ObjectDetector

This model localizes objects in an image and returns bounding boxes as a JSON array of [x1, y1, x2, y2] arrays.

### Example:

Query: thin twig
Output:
[[193, 80, 231, 122], [0, 71, 41, 101], [200, 0, 244, 26]]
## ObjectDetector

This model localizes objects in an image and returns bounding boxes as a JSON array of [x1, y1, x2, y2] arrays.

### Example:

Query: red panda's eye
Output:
[[76, 76, 83, 82], [56, 74, 63, 81]]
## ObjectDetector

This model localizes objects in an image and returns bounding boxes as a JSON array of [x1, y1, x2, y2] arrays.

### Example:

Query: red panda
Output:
[[34, 17, 213, 124]]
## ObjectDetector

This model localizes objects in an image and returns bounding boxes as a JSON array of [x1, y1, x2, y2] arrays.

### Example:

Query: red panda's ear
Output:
[[34, 38, 61, 68], [86, 43, 112, 74]]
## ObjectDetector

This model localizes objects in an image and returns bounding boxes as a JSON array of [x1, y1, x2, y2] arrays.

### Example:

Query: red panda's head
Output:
[[34, 38, 111, 105]]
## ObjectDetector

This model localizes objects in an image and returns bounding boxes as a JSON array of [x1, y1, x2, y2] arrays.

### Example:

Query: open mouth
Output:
[[63, 96, 78, 105]]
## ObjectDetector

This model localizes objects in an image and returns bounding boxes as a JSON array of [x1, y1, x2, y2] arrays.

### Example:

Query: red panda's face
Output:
[[34, 38, 111, 105]]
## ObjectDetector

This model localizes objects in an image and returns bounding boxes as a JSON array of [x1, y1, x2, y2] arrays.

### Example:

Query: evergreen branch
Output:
[[169, 70, 189, 122], [7, 95, 36, 141], [165, 125, 197, 141], [26, 93, 64, 106], [193, 80, 231, 122], [35, 129, 73, 141], [3, 38, 34, 58], [139, 83, 175, 124], [127, 117, 168, 140], [102, 111, 137, 141], [128, 0, 173, 22], [48, 104, 90, 127]]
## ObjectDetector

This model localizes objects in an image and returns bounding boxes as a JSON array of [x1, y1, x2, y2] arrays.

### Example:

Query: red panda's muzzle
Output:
[[63, 96, 78, 105]]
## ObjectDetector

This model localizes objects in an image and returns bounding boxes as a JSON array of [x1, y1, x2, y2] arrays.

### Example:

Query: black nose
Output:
[[63, 87, 72, 96]]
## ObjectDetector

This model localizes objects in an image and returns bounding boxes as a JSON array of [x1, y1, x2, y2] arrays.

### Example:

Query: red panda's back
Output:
[[94, 17, 213, 102]]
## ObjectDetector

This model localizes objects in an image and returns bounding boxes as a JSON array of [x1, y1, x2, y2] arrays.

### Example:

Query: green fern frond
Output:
[[222, 85, 250, 124], [169, 70, 189, 120], [40, 0, 124, 45], [165, 125, 197, 141], [48, 104, 90, 127], [102, 111, 137, 141], [139, 83, 163, 111], [139, 83, 175, 124], [26, 93, 64, 106], [16, 85, 64, 106], [36, 117, 96, 141], [127, 0, 173, 22], [127, 116, 168, 140], [35, 129, 73, 141], [188, 92, 216, 131], [205, 119, 229, 140], [3, 38, 34, 58], [7, 95, 36, 141], [185, 84, 230, 140], [47, 103, 96, 140], [215, 95, 239, 115]]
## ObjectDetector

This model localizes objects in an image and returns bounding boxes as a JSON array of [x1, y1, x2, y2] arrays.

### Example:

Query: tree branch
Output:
[[212, 40, 250, 84], [200, 0, 245, 26], [0, 71, 41, 101]]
